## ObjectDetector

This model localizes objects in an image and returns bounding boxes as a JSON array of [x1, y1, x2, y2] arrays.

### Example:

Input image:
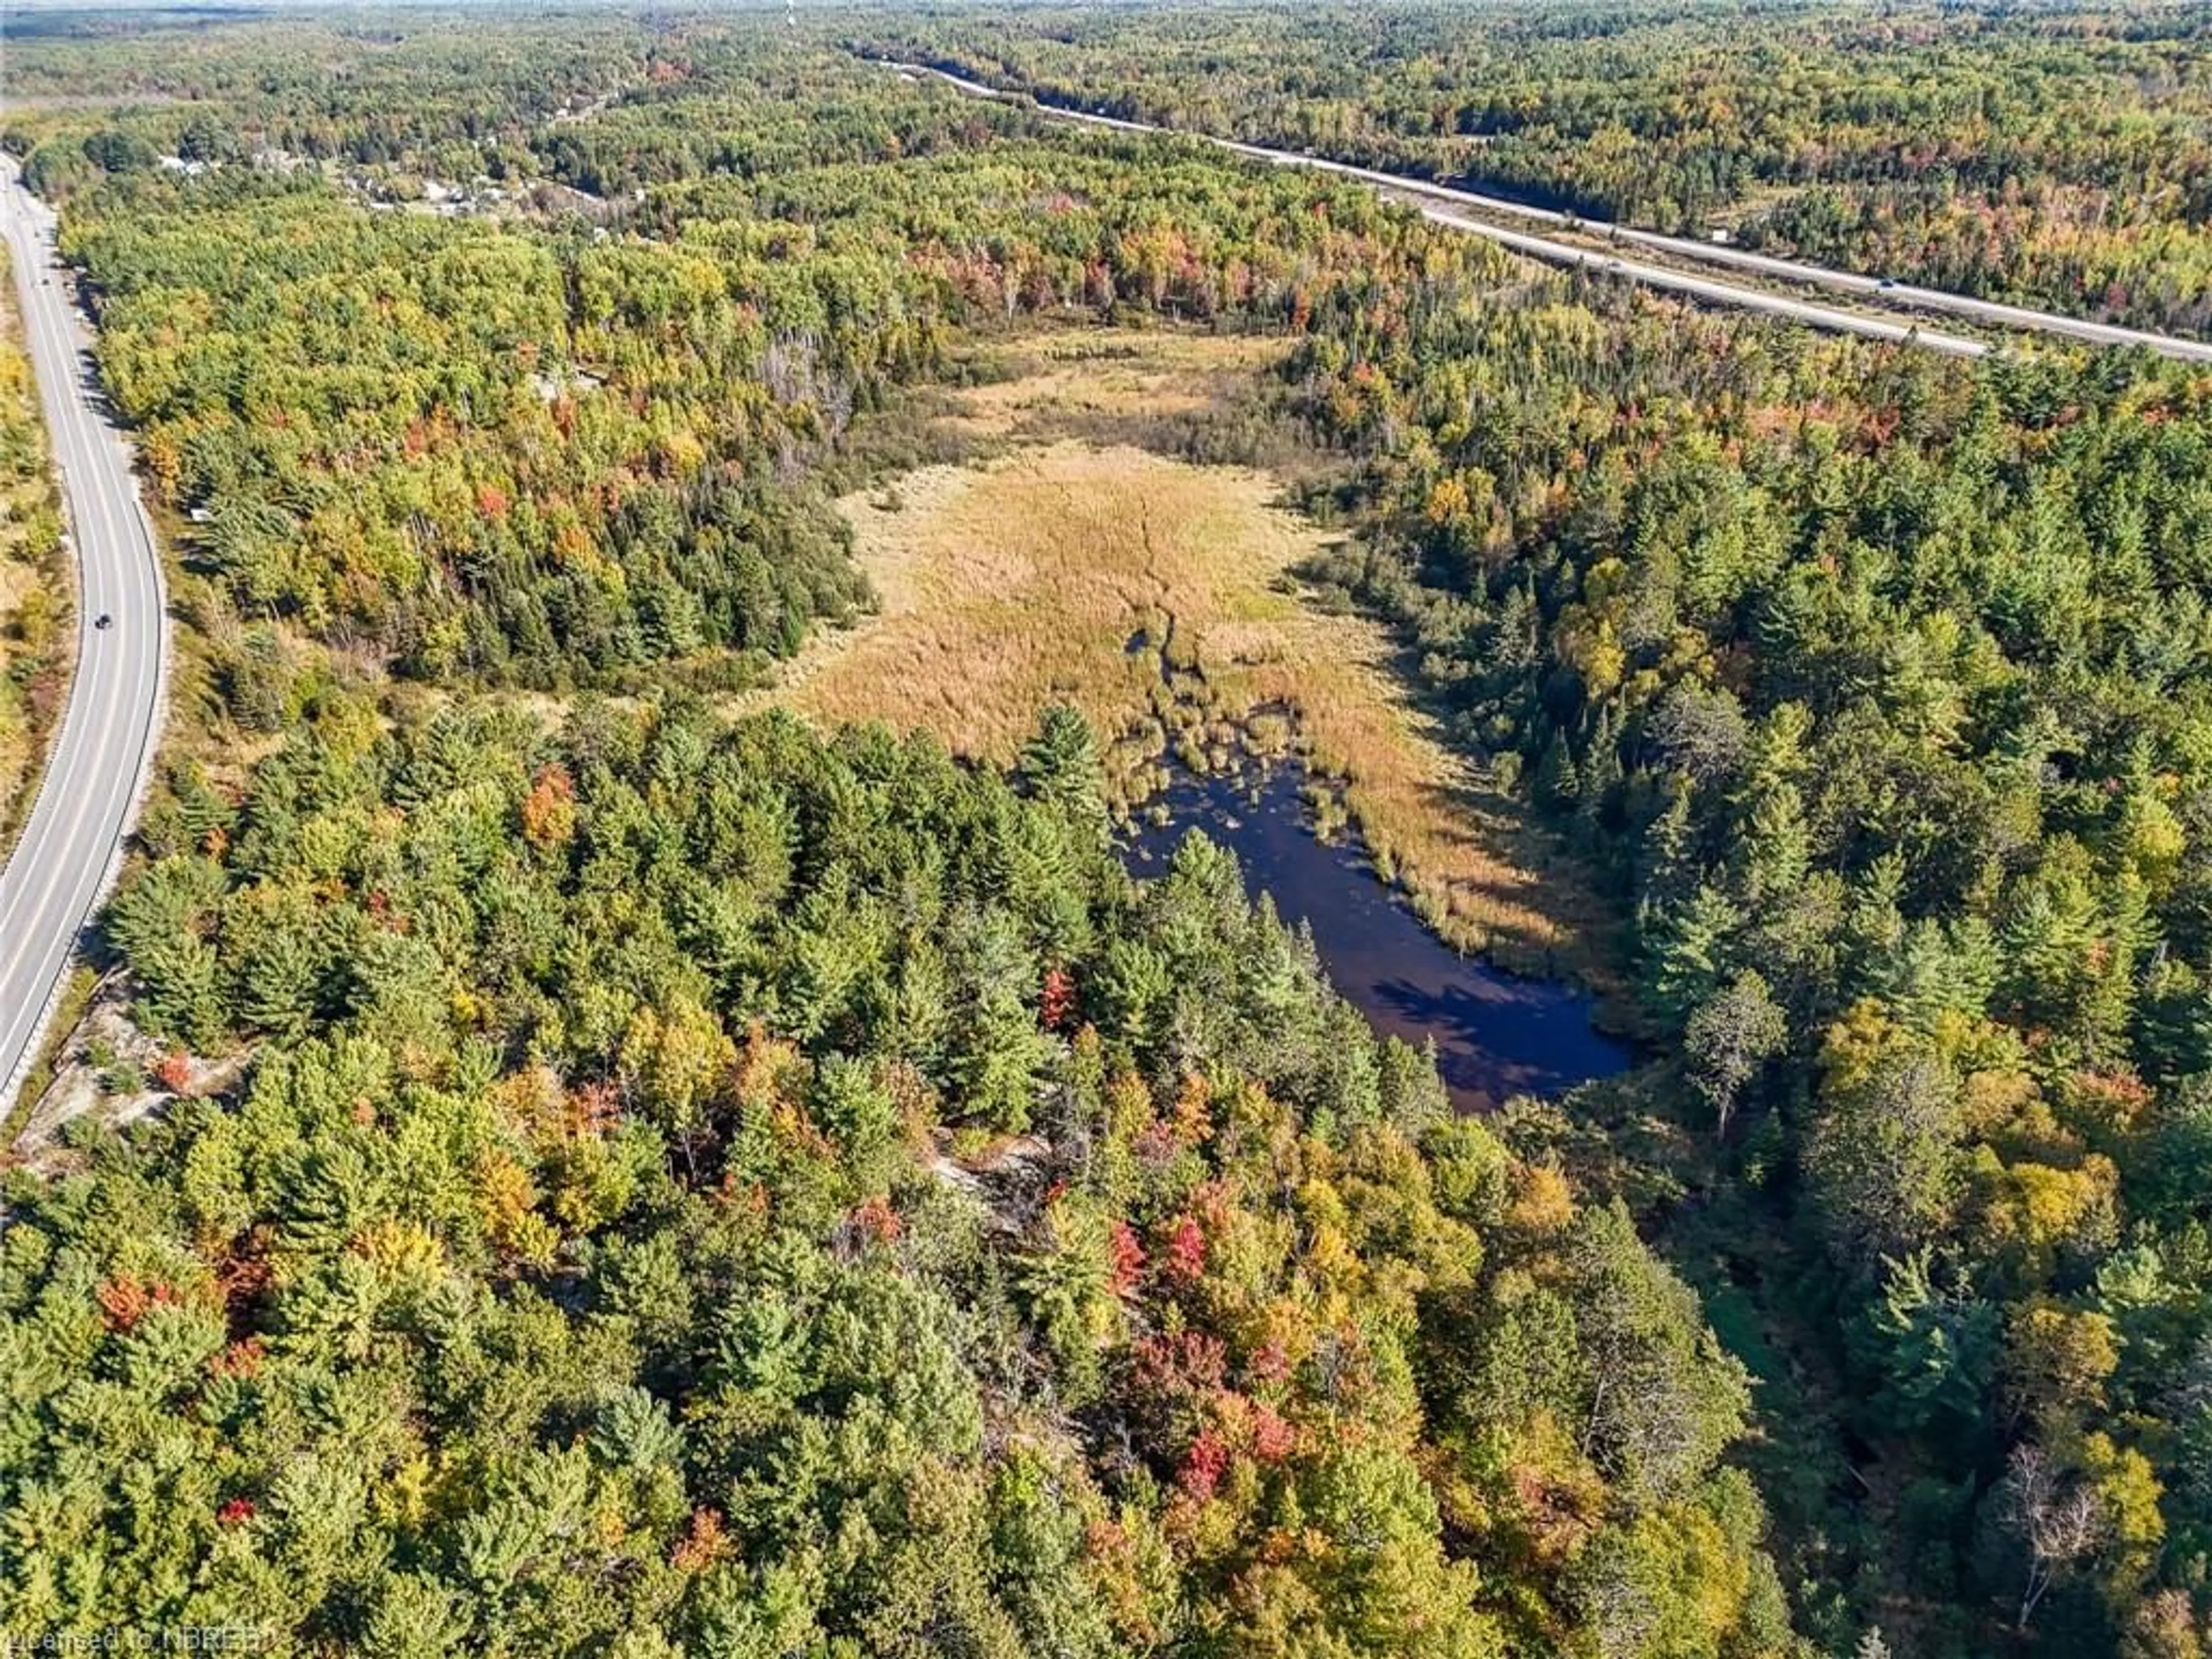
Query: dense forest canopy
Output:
[[1284, 266, 2212, 1657], [6, 699, 1786, 1657], [6, 6, 2212, 1658]]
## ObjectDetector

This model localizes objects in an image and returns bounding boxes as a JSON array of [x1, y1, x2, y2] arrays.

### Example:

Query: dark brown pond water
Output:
[[1123, 766, 1633, 1112]]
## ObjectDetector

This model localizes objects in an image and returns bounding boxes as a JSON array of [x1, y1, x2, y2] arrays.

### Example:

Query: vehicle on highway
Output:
[[1, 154, 169, 1114]]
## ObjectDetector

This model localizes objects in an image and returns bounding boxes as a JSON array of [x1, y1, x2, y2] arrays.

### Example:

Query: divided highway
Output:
[[889, 61, 2212, 365], [0, 156, 167, 1115]]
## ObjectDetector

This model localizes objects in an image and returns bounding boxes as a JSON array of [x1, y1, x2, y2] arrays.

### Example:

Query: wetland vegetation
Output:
[[777, 327, 1622, 987]]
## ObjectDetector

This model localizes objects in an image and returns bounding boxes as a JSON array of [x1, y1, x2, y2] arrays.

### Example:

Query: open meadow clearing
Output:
[[772, 331, 1620, 983]]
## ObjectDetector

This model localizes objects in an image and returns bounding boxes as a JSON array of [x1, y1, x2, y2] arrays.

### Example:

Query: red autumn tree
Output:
[[1041, 966, 1078, 1031], [1108, 1221, 1145, 1294], [1162, 1215, 1207, 1285]]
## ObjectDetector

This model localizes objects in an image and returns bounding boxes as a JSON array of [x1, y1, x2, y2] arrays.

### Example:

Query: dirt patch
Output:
[[4, 971, 248, 1173]]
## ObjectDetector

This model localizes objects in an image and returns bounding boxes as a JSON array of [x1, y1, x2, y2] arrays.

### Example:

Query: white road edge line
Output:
[[879, 59, 2212, 365], [0, 156, 171, 1120]]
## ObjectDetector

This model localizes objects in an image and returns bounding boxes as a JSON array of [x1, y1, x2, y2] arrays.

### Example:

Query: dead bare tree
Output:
[[1999, 1442, 2108, 1633]]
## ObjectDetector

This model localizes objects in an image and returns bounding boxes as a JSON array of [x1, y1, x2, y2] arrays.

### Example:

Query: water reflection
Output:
[[1123, 766, 1632, 1112]]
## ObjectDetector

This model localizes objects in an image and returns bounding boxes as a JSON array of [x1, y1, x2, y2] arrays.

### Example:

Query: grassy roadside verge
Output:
[[0, 243, 73, 861]]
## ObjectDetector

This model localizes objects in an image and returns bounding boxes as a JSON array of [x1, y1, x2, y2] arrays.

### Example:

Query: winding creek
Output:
[[1122, 766, 1633, 1112]]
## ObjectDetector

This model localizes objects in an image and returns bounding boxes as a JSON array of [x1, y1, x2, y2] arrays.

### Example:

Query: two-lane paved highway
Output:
[[887, 61, 2212, 365], [0, 156, 167, 1115]]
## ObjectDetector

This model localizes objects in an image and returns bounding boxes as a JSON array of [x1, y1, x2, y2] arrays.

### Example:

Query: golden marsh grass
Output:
[[764, 329, 1623, 984]]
